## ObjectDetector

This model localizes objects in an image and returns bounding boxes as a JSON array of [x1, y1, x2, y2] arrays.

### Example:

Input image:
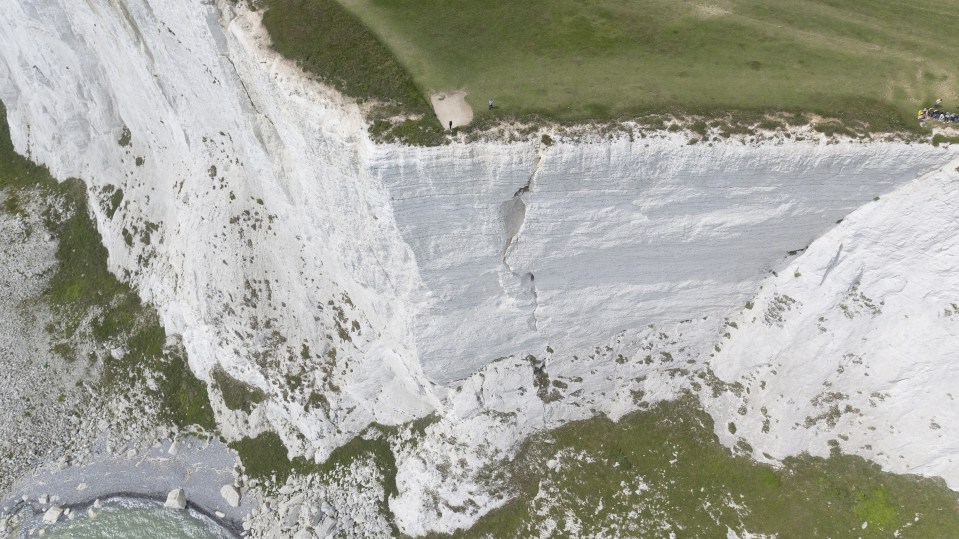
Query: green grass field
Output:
[[262, 0, 959, 138]]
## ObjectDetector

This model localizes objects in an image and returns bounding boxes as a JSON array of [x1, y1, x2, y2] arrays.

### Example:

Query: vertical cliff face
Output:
[[3, 0, 959, 534], [373, 139, 956, 384]]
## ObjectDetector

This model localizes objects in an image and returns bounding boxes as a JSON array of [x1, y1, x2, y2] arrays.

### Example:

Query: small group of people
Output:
[[918, 98, 959, 124]]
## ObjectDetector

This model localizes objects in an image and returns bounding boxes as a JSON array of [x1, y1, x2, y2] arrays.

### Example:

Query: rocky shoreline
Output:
[[3, 493, 241, 537], [0, 434, 254, 537]]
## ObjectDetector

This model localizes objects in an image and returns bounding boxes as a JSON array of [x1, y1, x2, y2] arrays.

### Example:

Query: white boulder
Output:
[[163, 488, 186, 510], [220, 485, 240, 508], [41, 506, 62, 525]]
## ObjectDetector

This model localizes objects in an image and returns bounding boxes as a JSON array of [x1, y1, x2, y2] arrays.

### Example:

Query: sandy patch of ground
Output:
[[431, 91, 474, 129], [692, 3, 731, 18]]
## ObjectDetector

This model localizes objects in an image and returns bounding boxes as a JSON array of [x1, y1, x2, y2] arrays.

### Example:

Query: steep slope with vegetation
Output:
[[261, 0, 446, 144], [454, 398, 959, 539], [0, 103, 214, 492]]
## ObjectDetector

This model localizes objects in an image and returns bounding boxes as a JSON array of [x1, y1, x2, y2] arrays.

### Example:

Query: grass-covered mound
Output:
[[451, 397, 959, 538], [261, 0, 959, 137]]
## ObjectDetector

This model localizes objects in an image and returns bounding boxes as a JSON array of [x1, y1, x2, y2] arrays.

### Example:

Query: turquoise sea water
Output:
[[16, 498, 233, 539]]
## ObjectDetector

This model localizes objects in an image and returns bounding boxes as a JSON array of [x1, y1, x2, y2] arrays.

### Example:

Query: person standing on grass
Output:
[[449, 120, 453, 131], [935, 98, 942, 109], [489, 98, 494, 110]]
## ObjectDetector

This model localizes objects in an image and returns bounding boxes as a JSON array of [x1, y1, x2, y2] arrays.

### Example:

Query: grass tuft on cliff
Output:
[[211, 363, 267, 414]]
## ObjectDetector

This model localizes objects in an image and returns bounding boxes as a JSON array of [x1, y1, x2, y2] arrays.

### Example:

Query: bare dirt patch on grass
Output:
[[430, 91, 474, 129]]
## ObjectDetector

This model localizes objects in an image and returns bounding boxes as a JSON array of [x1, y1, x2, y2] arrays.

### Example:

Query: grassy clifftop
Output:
[[260, 0, 958, 138], [261, 0, 446, 144]]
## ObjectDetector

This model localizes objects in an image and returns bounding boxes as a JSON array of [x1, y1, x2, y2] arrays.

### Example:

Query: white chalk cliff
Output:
[[705, 160, 959, 489], [2, 0, 958, 534]]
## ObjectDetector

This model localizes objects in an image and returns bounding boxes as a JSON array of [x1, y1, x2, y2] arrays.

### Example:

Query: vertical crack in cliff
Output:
[[108, 0, 155, 66], [819, 243, 843, 285], [500, 148, 548, 331], [224, 56, 261, 116], [222, 54, 278, 151]]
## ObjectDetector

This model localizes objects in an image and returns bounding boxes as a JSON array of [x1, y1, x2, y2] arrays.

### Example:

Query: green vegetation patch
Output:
[[100, 184, 124, 219], [932, 133, 959, 146], [230, 428, 397, 489], [450, 397, 959, 538], [230, 426, 397, 513], [210, 363, 268, 413], [154, 344, 216, 430], [229, 431, 304, 484], [263, 0, 959, 137], [0, 105, 214, 431]]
